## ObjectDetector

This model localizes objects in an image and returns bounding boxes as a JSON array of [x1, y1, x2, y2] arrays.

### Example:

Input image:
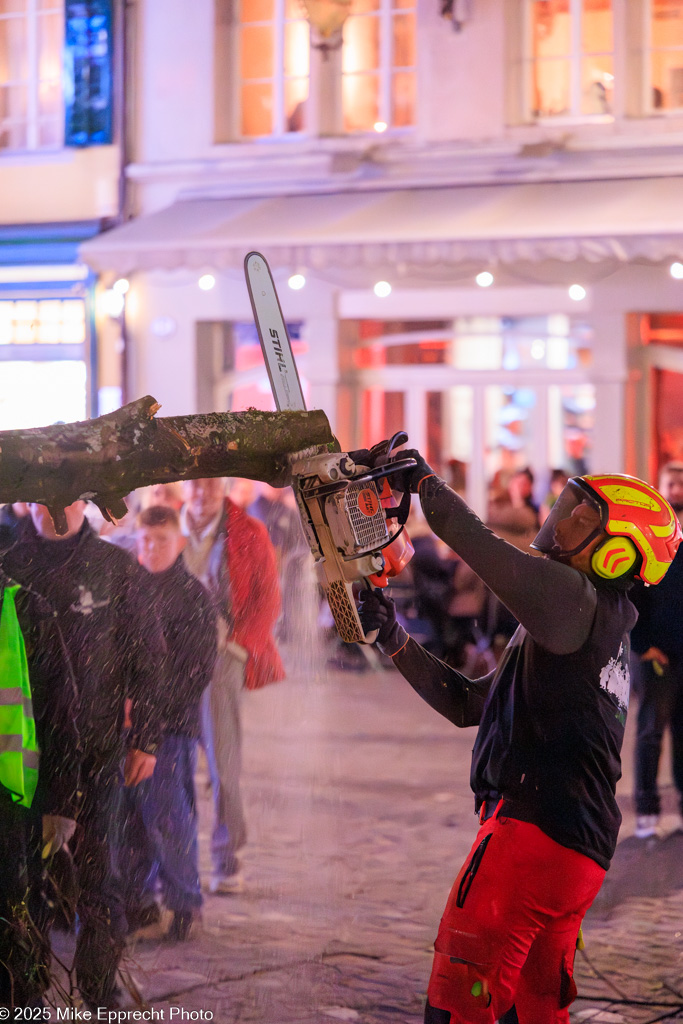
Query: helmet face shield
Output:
[[531, 482, 604, 558]]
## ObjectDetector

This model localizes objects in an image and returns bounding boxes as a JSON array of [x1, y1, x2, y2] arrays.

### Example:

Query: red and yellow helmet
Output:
[[531, 473, 682, 585]]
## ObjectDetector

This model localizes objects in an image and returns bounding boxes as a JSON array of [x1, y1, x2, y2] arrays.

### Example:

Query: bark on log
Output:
[[0, 395, 337, 527]]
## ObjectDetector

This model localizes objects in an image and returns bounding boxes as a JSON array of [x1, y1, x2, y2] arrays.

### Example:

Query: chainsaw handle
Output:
[[356, 579, 379, 645], [324, 578, 379, 645], [301, 458, 417, 502]]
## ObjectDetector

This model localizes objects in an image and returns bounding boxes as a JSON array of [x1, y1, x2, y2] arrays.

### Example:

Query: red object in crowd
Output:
[[224, 498, 285, 690]]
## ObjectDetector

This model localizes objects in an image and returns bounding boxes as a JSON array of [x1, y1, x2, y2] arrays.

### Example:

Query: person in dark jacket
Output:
[[1, 501, 166, 1009], [359, 454, 680, 1024], [0, 576, 80, 1008], [629, 461, 683, 837], [124, 505, 217, 941]]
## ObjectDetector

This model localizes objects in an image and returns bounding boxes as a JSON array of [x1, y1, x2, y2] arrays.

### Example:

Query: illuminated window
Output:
[[0, 360, 86, 429], [649, 0, 683, 110], [238, 0, 310, 137], [0, 0, 64, 150], [529, 0, 614, 119], [0, 298, 86, 345], [342, 0, 416, 131]]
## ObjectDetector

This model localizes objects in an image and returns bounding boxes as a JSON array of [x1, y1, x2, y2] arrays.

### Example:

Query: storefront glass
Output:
[[0, 294, 88, 428], [345, 314, 595, 511]]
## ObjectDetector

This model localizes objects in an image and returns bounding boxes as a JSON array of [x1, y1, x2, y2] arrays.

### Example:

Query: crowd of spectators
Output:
[[0, 477, 284, 1010], [1, 457, 681, 1010]]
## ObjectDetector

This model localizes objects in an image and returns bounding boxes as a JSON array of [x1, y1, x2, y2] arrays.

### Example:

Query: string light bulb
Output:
[[568, 284, 586, 301]]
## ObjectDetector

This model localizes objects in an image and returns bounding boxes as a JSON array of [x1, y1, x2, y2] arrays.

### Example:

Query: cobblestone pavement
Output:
[[51, 665, 683, 1022]]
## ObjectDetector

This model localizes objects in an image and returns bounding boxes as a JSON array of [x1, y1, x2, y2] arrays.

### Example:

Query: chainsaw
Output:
[[244, 251, 415, 644]]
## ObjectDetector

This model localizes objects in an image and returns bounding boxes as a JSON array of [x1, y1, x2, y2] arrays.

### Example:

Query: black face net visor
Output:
[[531, 480, 604, 559]]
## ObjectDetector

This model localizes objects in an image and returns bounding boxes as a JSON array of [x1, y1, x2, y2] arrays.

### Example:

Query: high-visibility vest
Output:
[[0, 585, 39, 808]]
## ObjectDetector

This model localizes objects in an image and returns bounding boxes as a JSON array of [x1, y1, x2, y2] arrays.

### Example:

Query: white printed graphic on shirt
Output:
[[69, 585, 110, 616], [599, 643, 630, 722]]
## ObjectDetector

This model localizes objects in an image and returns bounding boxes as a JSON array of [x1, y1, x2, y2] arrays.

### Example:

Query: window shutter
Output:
[[64, 0, 114, 147]]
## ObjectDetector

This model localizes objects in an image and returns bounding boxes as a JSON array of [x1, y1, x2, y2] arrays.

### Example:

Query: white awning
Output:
[[80, 176, 683, 276]]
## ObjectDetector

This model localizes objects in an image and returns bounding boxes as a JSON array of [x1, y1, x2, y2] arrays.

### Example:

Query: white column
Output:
[[405, 387, 425, 453], [589, 313, 628, 474], [307, 36, 343, 135], [529, 385, 548, 495], [468, 384, 487, 519], [303, 289, 340, 431], [592, 380, 624, 473]]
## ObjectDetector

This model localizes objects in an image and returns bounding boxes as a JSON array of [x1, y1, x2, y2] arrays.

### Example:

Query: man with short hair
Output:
[[630, 460, 683, 837], [360, 453, 680, 1023], [181, 478, 283, 894], [2, 500, 166, 1009]]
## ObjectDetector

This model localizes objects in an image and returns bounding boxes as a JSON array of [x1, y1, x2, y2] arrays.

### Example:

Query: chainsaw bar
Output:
[[243, 250, 380, 646], [244, 252, 307, 413]]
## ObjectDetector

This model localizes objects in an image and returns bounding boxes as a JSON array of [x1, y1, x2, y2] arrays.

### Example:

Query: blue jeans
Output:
[[124, 734, 202, 914]]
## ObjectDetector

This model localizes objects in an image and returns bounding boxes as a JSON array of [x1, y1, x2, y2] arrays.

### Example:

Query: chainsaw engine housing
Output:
[[289, 449, 415, 643]]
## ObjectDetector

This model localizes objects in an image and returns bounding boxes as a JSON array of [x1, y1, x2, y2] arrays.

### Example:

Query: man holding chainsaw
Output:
[[359, 452, 681, 1024]]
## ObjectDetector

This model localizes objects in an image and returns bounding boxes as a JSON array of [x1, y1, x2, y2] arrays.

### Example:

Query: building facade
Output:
[[80, 0, 683, 512], [0, 1, 122, 429]]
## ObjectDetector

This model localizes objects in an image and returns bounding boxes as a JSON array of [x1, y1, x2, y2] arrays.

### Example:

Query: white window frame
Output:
[[341, 0, 417, 133], [234, 0, 310, 140], [644, 0, 683, 114], [524, 0, 615, 125], [0, 0, 64, 152]]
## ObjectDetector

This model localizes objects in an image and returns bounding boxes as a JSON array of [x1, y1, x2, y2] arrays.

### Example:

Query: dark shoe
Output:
[[166, 910, 200, 942], [127, 903, 161, 935]]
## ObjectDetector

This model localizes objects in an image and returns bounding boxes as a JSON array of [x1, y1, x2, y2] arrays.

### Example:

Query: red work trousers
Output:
[[427, 811, 605, 1024]]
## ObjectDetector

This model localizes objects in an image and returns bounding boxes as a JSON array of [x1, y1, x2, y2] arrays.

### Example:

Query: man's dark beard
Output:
[[671, 502, 683, 513]]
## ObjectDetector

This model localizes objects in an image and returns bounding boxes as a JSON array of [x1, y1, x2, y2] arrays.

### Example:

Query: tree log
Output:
[[0, 395, 337, 527]]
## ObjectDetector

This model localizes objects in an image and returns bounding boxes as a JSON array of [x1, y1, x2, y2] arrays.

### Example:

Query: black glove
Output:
[[358, 588, 408, 656], [388, 448, 437, 494], [349, 432, 410, 470]]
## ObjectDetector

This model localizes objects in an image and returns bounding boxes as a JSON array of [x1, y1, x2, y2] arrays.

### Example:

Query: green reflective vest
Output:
[[0, 585, 39, 808]]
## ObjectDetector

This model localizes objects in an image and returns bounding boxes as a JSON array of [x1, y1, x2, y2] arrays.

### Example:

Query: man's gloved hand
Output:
[[42, 815, 77, 859], [358, 588, 408, 656], [349, 433, 408, 469], [388, 448, 437, 494]]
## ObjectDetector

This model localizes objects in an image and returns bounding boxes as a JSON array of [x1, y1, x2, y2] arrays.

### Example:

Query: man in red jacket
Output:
[[181, 477, 284, 894]]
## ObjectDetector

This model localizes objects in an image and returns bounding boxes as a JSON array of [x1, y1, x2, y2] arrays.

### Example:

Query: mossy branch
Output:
[[0, 395, 337, 526]]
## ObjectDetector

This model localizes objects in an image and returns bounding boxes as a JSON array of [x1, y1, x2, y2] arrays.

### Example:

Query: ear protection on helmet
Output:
[[591, 535, 639, 580]]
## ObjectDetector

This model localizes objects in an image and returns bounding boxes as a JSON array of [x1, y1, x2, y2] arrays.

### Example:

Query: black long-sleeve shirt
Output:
[[3, 522, 166, 768], [391, 477, 637, 869], [145, 556, 217, 738]]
